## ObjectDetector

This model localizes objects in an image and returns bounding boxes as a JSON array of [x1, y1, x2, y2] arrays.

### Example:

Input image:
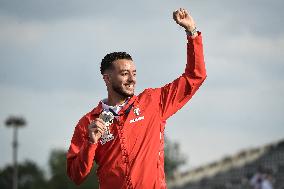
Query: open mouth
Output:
[[124, 84, 134, 89]]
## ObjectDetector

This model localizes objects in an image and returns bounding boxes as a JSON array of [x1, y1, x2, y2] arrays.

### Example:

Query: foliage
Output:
[[48, 149, 99, 189], [164, 136, 186, 179], [0, 160, 47, 189]]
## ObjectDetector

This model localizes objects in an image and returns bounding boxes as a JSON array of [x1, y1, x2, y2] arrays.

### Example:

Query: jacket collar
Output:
[[91, 95, 138, 116]]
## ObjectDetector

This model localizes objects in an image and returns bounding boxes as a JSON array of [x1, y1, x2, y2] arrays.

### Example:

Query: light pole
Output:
[[5, 116, 26, 189]]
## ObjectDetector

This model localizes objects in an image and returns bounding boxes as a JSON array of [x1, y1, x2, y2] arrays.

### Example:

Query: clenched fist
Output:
[[173, 8, 197, 37], [88, 118, 107, 144]]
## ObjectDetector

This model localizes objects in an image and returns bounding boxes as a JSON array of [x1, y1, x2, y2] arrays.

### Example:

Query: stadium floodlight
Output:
[[5, 116, 26, 189]]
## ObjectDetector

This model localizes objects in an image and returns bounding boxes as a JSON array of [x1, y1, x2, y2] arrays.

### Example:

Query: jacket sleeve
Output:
[[66, 116, 98, 185], [158, 32, 207, 121]]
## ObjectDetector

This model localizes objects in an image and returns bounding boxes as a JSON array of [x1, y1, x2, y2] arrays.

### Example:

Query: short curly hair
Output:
[[100, 52, 133, 74]]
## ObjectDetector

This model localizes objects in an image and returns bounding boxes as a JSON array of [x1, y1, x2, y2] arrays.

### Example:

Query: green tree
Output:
[[48, 149, 99, 189], [164, 136, 186, 180], [0, 160, 47, 189]]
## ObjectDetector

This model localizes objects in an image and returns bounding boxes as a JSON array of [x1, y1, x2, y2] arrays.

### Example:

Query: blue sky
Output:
[[1, 0, 283, 173]]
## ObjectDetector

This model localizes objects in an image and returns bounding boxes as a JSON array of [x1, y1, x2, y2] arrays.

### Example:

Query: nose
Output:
[[128, 73, 136, 83]]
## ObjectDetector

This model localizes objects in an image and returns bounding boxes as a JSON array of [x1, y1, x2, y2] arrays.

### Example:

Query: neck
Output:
[[106, 92, 128, 106]]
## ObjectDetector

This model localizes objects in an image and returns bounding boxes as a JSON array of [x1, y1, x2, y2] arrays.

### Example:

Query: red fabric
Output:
[[67, 33, 207, 188]]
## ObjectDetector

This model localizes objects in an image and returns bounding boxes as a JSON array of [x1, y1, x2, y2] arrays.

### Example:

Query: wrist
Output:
[[88, 138, 96, 144], [89, 138, 99, 144], [185, 26, 197, 37], [185, 25, 195, 32], [88, 132, 98, 144]]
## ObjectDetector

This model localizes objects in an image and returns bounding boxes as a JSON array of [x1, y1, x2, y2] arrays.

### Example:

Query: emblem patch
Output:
[[134, 108, 140, 116], [130, 107, 144, 123]]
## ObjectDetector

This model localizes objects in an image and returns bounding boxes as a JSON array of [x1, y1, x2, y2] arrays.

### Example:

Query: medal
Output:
[[99, 111, 114, 126], [99, 111, 115, 145]]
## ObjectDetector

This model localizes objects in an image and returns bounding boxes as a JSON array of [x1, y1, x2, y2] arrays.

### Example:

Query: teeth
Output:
[[126, 84, 133, 88]]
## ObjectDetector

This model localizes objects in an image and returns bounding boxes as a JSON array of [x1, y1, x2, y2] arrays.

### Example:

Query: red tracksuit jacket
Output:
[[67, 33, 207, 189]]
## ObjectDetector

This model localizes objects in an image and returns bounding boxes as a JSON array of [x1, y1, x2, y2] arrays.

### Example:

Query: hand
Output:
[[173, 8, 196, 33], [88, 118, 107, 144]]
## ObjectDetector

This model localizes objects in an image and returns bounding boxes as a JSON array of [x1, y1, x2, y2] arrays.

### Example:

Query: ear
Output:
[[103, 73, 111, 85]]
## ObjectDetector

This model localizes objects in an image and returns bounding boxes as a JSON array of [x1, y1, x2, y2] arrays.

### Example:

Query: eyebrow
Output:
[[119, 69, 136, 72]]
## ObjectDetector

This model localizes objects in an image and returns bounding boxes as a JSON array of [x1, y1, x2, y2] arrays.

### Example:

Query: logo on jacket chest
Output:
[[134, 107, 140, 116], [130, 107, 144, 123]]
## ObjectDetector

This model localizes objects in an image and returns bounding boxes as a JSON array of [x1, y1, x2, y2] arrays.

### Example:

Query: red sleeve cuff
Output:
[[79, 140, 98, 162], [187, 31, 202, 41]]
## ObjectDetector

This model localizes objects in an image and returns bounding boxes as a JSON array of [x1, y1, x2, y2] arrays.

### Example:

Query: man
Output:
[[67, 8, 207, 188]]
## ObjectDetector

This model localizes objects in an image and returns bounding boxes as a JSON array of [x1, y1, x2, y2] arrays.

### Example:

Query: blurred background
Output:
[[0, 0, 283, 188]]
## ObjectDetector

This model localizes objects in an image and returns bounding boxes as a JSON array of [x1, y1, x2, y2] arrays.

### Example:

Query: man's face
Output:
[[106, 59, 136, 98]]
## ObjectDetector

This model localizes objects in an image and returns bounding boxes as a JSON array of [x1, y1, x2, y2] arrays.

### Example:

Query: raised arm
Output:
[[158, 8, 207, 120]]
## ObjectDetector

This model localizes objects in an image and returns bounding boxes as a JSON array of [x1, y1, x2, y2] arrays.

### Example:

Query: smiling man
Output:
[[67, 8, 207, 189]]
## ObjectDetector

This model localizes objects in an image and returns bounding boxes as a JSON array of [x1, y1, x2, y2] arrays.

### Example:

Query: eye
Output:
[[121, 72, 128, 76]]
